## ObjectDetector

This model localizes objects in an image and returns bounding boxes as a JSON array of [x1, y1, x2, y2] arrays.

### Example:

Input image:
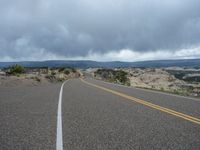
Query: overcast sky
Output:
[[0, 0, 200, 62]]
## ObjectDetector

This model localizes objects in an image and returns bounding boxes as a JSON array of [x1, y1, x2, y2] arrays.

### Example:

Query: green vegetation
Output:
[[58, 67, 65, 72], [71, 67, 76, 73], [57, 77, 65, 82], [160, 87, 164, 91], [114, 70, 129, 84], [45, 67, 78, 82], [7, 64, 25, 75], [51, 71, 56, 76], [94, 69, 130, 86], [58, 67, 76, 75], [64, 70, 70, 75]]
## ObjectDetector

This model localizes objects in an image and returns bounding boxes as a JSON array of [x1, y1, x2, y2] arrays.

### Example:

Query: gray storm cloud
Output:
[[0, 0, 200, 61]]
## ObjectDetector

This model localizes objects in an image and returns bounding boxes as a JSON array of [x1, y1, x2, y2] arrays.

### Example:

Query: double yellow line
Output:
[[81, 79, 200, 125]]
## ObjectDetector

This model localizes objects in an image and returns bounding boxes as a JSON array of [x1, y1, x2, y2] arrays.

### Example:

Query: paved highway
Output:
[[0, 78, 200, 149]]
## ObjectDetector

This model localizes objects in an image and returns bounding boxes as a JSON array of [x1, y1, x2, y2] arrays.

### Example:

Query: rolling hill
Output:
[[0, 59, 200, 68]]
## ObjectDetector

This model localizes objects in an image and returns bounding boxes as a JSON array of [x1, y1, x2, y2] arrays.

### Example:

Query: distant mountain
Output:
[[0, 59, 200, 68]]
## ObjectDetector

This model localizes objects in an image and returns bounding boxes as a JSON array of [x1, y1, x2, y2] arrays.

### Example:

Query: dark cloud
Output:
[[0, 0, 200, 60]]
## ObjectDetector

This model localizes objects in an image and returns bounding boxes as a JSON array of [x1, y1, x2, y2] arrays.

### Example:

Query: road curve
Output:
[[81, 79, 200, 125], [1, 78, 200, 149], [62, 78, 200, 150]]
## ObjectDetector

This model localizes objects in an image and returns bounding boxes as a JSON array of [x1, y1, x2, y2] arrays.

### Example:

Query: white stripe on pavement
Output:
[[56, 80, 68, 150]]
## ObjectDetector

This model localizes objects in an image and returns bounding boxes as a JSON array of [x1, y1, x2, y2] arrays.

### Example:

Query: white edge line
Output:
[[56, 80, 68, 150], [88, 77, 200, 102]]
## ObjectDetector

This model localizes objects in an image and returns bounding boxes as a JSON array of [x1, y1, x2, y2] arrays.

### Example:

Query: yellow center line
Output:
[[81, 79, 200, 125]]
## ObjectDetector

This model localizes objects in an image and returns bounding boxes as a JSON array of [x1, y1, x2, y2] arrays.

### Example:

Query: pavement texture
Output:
[[1, 78, 200, 150], [62, 79, 200, 150], [0, 83, 61, 150]]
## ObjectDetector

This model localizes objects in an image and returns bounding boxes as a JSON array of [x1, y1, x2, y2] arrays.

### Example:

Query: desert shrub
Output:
[[45, 74, 55, 82], [114, 70, 128, 84], [8, 65, 25, 75], [59, 67, 76, 74], [58, 67, 65, 72], [64, 70, 70, 75], [160, 87, 164, 91], [94, 69, 130, 85], [57, 78, 65, 82], [126, 82, 131, 86], [67, 67, 77, 73], [51, 71, 56, 76], [95, 69, 114, 79], [71, 68, 76, 73]]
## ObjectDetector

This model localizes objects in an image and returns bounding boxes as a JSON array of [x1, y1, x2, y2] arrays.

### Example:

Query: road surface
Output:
[[0, 78, 200, 150]]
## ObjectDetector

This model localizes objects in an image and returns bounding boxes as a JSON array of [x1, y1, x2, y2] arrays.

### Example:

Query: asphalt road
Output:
[[1, 78, 200, 150], [0, 83, 61, 150]]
